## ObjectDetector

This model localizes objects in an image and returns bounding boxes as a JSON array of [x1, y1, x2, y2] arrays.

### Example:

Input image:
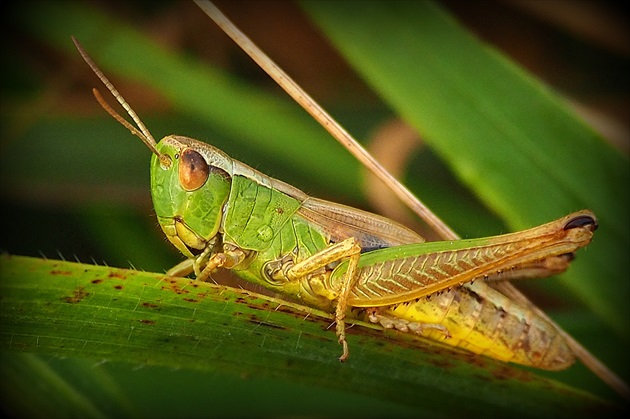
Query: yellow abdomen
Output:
[[384, 281, 574, 370]]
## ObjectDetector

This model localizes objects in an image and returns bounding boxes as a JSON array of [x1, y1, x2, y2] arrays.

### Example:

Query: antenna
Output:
[[72, 36, 171, 168]]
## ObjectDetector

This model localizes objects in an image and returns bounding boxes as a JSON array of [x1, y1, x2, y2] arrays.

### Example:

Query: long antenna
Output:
[[72, 36, 170, 168]]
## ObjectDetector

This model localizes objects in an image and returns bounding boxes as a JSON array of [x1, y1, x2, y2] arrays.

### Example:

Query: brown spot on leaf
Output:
[[141, 302, 159, 308], [114, 285, 124, 290], [108, 272, 126, 279], [91, 279, 103, 284], [183, 298, 198, 303], [61, 286, 89, 304], [50, 270, 72, 276], [425, 357, 455, 370], [162, 278, 192, 295], [490, 364, 534, 382], [139, 319, 156, 325]]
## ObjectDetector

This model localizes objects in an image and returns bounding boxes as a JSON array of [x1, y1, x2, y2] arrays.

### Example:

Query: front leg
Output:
[[166, 244, 247, 282], [165, 245, 214, 278], [196, 246, 248, 282]]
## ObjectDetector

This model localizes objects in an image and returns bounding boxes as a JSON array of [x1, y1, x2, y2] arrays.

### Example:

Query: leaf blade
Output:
[[0, 255, 617, 416]]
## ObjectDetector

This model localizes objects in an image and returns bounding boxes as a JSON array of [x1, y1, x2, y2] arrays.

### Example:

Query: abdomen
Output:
[[383, 281, 574, 370]]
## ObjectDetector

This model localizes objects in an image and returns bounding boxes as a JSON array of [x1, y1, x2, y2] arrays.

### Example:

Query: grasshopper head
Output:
[[151, 135, 233, 258], [72, 38, 235, 259]]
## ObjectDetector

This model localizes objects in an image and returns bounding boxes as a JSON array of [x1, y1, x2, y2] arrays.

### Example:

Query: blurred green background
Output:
[[1, 0, 628, 416]]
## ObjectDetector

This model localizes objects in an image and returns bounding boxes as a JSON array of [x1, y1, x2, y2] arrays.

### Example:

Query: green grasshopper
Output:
[[73, 36, 596, 370]]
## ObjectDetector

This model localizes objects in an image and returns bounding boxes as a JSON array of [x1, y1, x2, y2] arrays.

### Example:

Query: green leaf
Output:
[[0, 255, 618, 416], [0, 353, 135, 418]]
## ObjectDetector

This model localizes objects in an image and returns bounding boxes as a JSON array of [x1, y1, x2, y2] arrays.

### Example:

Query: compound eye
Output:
[[178, 148, 209, 191]]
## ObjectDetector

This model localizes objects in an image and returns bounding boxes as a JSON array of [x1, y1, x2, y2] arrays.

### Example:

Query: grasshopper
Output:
[[66, 0, 630, 399], [73, 34, 596, 372]]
